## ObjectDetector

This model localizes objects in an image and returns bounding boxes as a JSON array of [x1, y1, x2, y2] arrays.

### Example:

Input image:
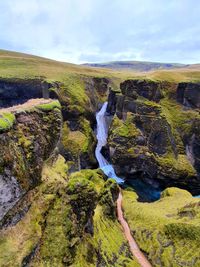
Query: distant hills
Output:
[[82, 61, 190, 72]]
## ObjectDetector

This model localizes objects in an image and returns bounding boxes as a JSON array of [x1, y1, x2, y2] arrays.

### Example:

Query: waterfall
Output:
[[96, 103, 152, 267], [95, 102, 124, 184], [95, 102, 162, 201]]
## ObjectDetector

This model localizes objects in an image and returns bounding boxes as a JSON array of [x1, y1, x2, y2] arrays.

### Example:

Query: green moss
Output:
[[0, 191, 54, 267], [69, 169, 105, 193], [0, 112, 15, 132], [0, 155, 70, 267], [62, 127, 88, 156], [111, 113, 140, 138], [156, 153, 196, 177], [73, 204, 139, 267], [36, 100, 61, 111], [161, 98, 199, 137], [122, 188, 200, 266], [67, 177, 95, 195], [165, 223, 200, 241], [161, 187, 192, 198], [99, 179, 119, 218], [91, 205, 139, 267], [61, 118, 96, 169], [34, 197, 73, 266]]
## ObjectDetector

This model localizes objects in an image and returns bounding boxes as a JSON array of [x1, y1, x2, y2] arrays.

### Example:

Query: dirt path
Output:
[[0, 98, 53, 113], [117, 189, 152, 267]]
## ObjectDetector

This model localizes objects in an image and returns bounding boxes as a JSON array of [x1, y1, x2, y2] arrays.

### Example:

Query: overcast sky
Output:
[[0, 0, 199, 64]]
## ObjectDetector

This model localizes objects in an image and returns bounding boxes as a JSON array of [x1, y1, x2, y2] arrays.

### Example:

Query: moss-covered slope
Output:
[[123, 188, 200, 267], [0, 156, 138, 267]]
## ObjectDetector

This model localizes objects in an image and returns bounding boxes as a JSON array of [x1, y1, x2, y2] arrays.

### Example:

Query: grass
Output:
[[0, 112, 15, 132], [35, 100, 61, 111], [1, 49, 200, 89]]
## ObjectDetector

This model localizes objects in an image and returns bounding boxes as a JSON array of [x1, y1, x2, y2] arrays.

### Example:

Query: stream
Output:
[[95, 102, 124, 183], [95, 102, 152, 267], [95, 102, 161, 201]]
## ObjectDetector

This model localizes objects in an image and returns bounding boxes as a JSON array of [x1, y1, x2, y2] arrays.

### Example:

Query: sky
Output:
[[0, 0, 199, 64]]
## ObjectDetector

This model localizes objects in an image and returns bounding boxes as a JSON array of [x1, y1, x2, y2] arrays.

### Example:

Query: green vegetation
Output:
[[62, 118, 94, 155], [99, 178, 119, 218], [61, 118, 96, 170], [0, 156, 69, 267], [122, 188, 200, 267], [110, 113, 140, 138], [156, 153, 196, 177], [0, 112, 15, 132], [1, 49, 200, 267], [161, 98, 200, 136], [0, 105, 62, 191], [35, 100, 61, 111], [91, 205, 139, 267]]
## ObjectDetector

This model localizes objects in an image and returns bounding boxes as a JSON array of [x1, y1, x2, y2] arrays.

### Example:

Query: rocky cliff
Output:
[[0, 99, 62, 220], [107, 79, 200, 195], [0, 78, 52, 108], [1, 50, 200, 267]]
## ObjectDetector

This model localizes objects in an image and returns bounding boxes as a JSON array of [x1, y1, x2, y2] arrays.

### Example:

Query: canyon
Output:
[[0, 50, 200, 266]]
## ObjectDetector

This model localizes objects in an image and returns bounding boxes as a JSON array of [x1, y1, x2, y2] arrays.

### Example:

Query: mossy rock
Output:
[[122, 188, 200, 267], [161, 187, 192, 198], [0, 112, 15, 132], [35, 100, 61, 111], [99, 179, 120, 218]]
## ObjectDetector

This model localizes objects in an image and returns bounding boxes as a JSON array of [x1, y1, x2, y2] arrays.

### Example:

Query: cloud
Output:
[[0, 0, 199, 63]]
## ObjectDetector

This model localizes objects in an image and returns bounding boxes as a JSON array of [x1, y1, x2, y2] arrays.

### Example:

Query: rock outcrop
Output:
[[0, 100, 62, 220], [107, 79, 200, 194], [177, 82, 200, 108], [0, 78, 53, 108], [58, 77, 111, 171], [0, 158, 137, 267]]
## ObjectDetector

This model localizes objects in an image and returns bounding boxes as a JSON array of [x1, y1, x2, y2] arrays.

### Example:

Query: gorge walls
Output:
[[0, 100, 62, 219], [106, 79, 200, 195]]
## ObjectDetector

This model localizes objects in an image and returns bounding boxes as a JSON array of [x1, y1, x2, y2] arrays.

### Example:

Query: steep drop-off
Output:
[[0, 99, 62, 220], [1, 50, 200, 267], [107, 79, 200, 195]]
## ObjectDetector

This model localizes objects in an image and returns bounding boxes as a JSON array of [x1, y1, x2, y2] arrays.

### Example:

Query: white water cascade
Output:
[[95, 102, 124, 184]]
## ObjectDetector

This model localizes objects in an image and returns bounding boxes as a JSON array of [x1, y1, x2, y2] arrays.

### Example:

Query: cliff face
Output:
[[0, 78, 52, 108], [177, 82, 200, 108], [0, 76, 110, 172], [57, 76, 110, 171], [107, 79, 200, 194], [0, 100, 62, 220], [0, 158, 138, 267], [0, 78, 139, 267]]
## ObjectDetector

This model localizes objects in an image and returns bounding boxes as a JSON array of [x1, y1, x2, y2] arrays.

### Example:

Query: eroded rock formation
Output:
[[0, 100, 62, 219], [107, 79, 200, 194]]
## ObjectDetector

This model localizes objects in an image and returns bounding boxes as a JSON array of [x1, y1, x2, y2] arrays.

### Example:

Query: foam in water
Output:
[[0, 175, 23, 220], [95, 102, 124, 184]]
